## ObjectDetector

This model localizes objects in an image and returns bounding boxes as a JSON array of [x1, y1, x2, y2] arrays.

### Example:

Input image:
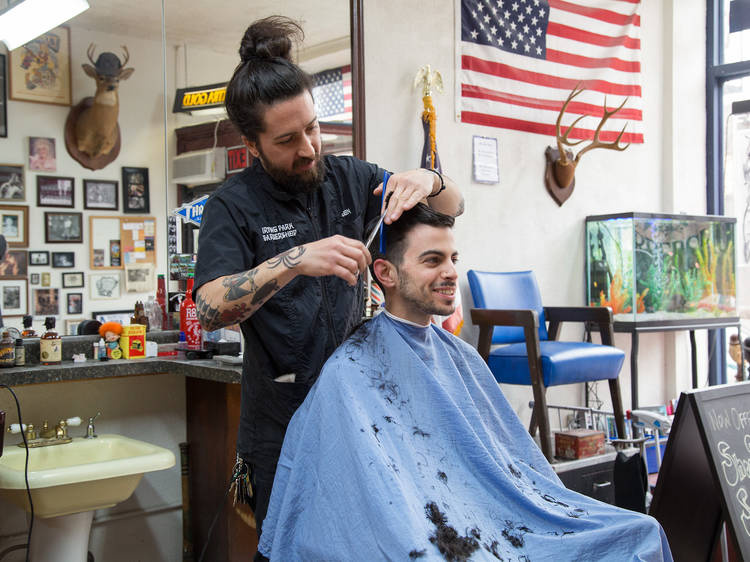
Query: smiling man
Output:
[[257, 204, 672, 561]]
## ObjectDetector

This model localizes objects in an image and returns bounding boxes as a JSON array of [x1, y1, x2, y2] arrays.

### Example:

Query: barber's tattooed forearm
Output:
[[222, 268, 259, 301], [197, 291, 253, 331], [251, 279, 279, 305], [267, 246, 306, 269]]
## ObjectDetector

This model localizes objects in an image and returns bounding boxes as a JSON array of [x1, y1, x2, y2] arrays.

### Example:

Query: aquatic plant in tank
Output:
[[585, 213, 737, 323]]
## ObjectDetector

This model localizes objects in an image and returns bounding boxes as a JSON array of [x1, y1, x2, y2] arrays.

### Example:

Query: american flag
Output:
[[312, 65, 352, 123], [457, 0, 643, 143]]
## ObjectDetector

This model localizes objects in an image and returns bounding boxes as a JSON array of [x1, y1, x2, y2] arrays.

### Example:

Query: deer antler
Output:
[[120, 45, 130, 68], [86, 43, 97, 65], [573, 96, 630, 163]]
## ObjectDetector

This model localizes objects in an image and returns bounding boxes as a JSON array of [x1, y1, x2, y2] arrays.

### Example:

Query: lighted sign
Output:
[[173, 82, 227, 113], [173, 195, 209, 226], [226, 145, 249, 175]]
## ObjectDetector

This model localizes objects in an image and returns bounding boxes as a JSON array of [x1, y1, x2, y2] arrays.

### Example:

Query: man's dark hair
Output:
[[225, 16, 313, 143], [368, 203, 455, 276]]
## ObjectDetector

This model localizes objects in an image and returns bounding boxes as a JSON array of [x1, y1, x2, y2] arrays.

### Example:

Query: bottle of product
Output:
[[180, 277, 202, 350], [177, 331, 187, 358], [0, 331, 15, 367], [21, 315, 38, 338], [40, 316, 62, 366], [146, 295, 162, 332], [98, 337, 108, 361], [157, 274, 169, 329], [14, 339, 25, 366]]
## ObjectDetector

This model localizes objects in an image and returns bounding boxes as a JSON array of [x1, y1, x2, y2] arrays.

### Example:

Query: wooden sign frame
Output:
[[650, 382, 750, 561], [90, 215, 156, 270]]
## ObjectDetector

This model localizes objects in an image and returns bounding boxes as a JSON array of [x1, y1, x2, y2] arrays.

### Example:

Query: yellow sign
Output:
[[173, 82, 227, 113]]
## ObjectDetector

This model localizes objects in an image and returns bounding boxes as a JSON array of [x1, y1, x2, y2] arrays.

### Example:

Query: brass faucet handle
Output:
[[39, 420, 56, 439], [56, 419, 68, 439], [25, 423, 36, 441]]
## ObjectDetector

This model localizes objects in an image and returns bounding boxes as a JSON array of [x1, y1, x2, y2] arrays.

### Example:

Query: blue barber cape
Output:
[[259, 312, 672, 561]]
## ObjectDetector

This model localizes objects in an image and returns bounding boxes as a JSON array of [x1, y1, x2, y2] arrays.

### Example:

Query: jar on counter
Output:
[[14, 339, 24, 366], [0, 331, 15, 367]]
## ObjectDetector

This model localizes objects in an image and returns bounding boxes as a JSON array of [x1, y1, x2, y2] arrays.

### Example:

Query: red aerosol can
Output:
[[180, 277, 202, 350]]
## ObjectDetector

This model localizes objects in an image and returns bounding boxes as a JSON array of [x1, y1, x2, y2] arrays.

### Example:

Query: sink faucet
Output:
[[9, 417, 82, 448], [84, 412, 101, 439]]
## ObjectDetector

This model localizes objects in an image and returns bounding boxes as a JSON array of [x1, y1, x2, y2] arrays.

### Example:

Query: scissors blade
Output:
[[364, 211, 387, 249]]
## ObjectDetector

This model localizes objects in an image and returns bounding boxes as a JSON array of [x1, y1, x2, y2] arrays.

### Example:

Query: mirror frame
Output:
[[351, 0, 366, 159]]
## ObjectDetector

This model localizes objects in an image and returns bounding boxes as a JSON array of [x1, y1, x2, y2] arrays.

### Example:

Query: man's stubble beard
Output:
[[257, 149, 325, 196]]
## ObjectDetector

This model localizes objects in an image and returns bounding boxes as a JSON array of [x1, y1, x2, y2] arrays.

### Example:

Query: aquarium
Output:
[[585, 213, 737, 325]]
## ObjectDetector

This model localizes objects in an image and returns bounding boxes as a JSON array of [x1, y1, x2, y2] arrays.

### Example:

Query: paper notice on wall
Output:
[[144, 220, 155, 236], [472, 135, 499, 184]]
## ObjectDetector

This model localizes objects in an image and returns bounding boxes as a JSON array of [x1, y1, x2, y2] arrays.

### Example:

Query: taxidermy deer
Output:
[[64, 44, 134, 170], [544, 84, 630, 206]]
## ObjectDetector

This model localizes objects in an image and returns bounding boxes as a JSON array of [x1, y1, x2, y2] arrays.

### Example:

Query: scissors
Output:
[[364, 171, 390, 252]]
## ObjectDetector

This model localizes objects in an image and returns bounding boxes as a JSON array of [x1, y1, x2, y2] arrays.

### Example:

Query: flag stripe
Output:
[[547, 22, 640, 49], [462, 54, 642, 97], [461, 110, 643, 143], [549, 0, 640, 27], [462, 83, 643, 120], [546, 48, 639, 72]]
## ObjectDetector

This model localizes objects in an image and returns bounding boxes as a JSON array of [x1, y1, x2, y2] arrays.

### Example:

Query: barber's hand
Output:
[[297, 235, 370, 286], [372, 169, 435, 223]]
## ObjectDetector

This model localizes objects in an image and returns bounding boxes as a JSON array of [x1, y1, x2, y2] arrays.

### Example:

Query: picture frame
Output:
[[0, 204, 28, 246], [28, 137, 56, 172], [121, 167, 150, 213], [124, 263, 155, 293], [45, 211, 82, 243], [83, 180, 118, 210], [65, 318, 84, 336], [9, 26, 72, 106], [66, 292, 82, 315], [90, 271, 121, 300], [30, 273, 39, 285], [37, 175, 74, 207], [41, 272, 50, 287], [0, 54, 7, 138], [0, 278, 27, 317], [0, 249, 27, 279], [32, 287, 59, 316], [61, 271, 84, 288], [0, 164, 24, 200], [51, 251, 74, 268], [91, 310, 131, 325], [29, 251, 49, 266]]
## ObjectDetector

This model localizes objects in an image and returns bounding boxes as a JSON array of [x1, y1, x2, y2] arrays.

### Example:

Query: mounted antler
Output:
[[544, 83, 631, 206]]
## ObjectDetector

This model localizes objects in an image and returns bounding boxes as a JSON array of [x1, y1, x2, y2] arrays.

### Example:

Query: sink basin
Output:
[[0, 434, 175, 518]]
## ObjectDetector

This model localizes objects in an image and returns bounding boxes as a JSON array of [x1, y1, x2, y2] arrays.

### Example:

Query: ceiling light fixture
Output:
[[0, 0, 89, 50]]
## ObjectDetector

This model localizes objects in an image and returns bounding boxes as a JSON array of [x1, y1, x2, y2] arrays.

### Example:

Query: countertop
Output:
[[0, 356, 242, 386]]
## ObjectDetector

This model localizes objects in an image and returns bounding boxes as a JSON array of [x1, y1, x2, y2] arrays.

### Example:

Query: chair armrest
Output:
[[470, 308, 538, 361], [544, 306, 615, 345]]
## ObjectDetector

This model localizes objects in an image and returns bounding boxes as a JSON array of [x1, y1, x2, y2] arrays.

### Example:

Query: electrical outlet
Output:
[[0, 410, 5, 457]]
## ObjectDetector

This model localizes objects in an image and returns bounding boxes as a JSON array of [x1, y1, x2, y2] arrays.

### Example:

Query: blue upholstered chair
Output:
[[468, 270, 626, 461]]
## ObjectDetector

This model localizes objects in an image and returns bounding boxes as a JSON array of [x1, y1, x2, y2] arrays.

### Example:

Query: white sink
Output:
[[0, 433, 175, 518]]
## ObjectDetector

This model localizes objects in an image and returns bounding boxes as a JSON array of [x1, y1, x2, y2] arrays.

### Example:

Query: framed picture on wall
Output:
[[32, 287, 59, 316], [121, 167, 150, 213], [30, 273, 39, 285], [0, 278, 27, 317], [0, 204, 28, 246], [0, 54, 7, 138], [67, 292, 82, 315], [45, 211, 82, 243], [37, 175, 74, 207], [0, 249, 27, 278], [9, 26, 72, 106], [29, 137, 56, 172], [92, 309, 131, 325], [51, 251, 74, 268], [65, 318, 84, 336], [83, 179, 118, 210], [0, 165, 23, 200], [90, 271, 121, 300], [61, 271, 84, 288], [41, 272, 50, 287], [29, 251, 49, 266]]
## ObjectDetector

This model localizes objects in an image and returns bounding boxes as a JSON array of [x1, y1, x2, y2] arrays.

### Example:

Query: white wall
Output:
[[363, 0, 709, 423]]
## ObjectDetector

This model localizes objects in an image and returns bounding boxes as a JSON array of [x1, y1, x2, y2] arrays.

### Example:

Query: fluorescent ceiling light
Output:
[[0, 0, 89, 51]]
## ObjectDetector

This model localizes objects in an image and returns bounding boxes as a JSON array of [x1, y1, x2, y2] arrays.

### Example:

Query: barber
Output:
[[194, 15, 463, 544]]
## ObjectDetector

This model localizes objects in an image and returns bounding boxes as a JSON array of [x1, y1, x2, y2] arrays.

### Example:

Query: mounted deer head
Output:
[[544, 84, 630, 206], [64, 44, 134, 170]]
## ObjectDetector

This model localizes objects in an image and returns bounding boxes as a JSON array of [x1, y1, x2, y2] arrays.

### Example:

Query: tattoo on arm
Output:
[[267, 246, 306, 269], [222, 268, 259, 301], [196, 293, 224, 331], [251, 279, 279, 305]]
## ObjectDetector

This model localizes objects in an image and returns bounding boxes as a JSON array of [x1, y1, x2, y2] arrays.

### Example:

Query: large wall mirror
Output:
[[0, 1, 363, 334]]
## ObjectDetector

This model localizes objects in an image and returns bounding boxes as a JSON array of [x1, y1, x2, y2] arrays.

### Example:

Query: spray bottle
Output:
[[180, 276, 202, 351]]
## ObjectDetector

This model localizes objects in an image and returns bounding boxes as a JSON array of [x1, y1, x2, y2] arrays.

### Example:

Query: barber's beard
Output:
[[257, 148, 325, 196]]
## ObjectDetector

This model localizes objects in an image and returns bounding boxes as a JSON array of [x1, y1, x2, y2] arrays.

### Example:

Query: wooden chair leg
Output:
[[528, 405, 538, 436], [529, 383, 552, 461], [608, 378, 627, 439]]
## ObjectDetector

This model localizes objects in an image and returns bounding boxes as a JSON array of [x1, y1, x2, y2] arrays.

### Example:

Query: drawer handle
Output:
[[592, 481, 612, 490]]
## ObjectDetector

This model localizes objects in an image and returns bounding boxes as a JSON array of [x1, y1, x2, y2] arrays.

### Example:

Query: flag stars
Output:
[[517, 32, 524, 41], [512, 2, 519, 11], [484, 14, 491, 23], [524, 43, 531, 52], [486, 32, 493, 41], [535, 45, 542, 55], [518, 13, 525, 23], [531, 16, 538, 25], [510, 21, 517, 30], [471, 29, 479, 39], [523, 24, 529, 34], [477, 2, 485, 11], [504, 10, 511, 19], [511, 39, 518, 49], [490, 25, 497, 34], [505, 28, 512, 38], [497, 37, 504, 46], [536, 27, 542, 35], [526, 5, 532, 14], [539, 8, 546, 17]]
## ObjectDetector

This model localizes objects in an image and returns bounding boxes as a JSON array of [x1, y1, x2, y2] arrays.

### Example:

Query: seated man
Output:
[[258, 204, 672, 561]]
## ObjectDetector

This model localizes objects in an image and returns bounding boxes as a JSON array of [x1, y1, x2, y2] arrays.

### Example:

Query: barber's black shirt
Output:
[[195, 156, 384, 460]]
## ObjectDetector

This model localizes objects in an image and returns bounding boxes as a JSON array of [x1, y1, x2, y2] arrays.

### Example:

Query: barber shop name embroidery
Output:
[[262, 222, 297, 242]]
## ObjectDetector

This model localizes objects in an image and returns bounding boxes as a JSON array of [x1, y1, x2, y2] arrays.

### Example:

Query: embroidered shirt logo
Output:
[[261, 222, 297, 242], [341, 208, 351, 218]]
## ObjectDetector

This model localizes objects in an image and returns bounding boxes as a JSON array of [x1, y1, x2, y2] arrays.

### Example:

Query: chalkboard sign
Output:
[[650, 382, 750, 561]]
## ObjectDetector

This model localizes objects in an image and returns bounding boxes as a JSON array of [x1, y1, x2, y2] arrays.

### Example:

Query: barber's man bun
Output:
[[239, 16, 304, 63]]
